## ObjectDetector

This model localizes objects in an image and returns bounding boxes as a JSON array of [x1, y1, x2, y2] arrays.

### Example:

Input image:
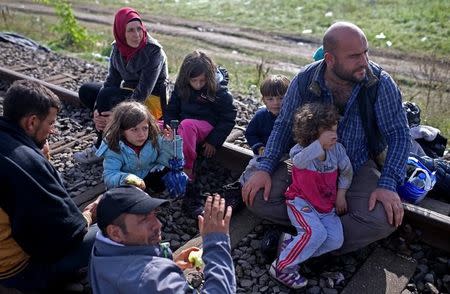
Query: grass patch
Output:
[[75, 0, 450, 58], [0, 11, 291, 94]]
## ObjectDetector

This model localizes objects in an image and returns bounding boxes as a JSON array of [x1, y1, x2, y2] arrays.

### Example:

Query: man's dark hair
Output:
[[100, 213, 128, 237], [3, 80, 61, 123]]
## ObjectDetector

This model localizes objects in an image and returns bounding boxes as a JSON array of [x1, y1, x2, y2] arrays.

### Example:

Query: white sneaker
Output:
[[73, 146, 102, 164]]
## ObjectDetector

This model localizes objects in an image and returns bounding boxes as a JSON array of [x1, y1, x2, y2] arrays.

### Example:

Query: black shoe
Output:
[[260, 228, 281, 260], [222, 181, 244, 211], [182, 183, 204, 218]]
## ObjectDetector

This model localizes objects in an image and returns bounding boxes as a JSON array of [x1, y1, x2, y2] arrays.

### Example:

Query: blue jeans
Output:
[[0, 224, 98, 291], [276, 198, 343, 272]]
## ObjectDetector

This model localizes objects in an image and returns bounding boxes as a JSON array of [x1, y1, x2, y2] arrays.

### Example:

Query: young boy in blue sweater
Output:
[[222, 75, 290, 210], [245, 75, 290, 156], [239, 75, 291, 185]]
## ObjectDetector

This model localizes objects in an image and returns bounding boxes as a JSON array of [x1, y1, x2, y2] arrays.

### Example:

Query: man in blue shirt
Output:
[[242, 22, 410, 254], [90, 186, 236, 293]]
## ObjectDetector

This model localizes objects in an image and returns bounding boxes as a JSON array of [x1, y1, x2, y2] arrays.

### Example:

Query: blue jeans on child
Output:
[[276, 198, 343, 272]]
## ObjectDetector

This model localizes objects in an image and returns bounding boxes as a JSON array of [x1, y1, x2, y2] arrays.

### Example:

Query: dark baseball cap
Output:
[[97, 185, 168, 231]]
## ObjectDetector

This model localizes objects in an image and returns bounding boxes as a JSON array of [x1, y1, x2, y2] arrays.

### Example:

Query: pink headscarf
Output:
[[113, 7, 148, 62]]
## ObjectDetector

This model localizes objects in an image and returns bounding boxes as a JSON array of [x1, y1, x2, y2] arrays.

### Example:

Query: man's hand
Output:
[[318, 129, 337, 150], [369, 188, 403, 227], [42, 140, 50, 160], [241, 171, 271, 206], [198, 194, 232, 237], [93, 110, 113, 131], [202, 142, 216, 158], [174, 247, 200, 270], [83, 195, 102, 225], [335, 189, 347, 215]]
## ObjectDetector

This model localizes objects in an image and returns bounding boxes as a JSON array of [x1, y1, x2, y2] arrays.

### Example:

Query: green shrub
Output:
[[35, 0, 93, 51]]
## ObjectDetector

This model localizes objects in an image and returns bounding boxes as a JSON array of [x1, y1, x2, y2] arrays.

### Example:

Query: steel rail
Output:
[[1, 65, 449, 252]]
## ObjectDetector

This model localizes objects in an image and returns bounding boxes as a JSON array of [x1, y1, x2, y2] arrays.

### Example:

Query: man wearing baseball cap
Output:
[[89, 185, 236, 293]]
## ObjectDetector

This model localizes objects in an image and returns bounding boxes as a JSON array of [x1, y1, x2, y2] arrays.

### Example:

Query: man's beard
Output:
[[33, 137, 46, 149], [333, 62, 367, 83]]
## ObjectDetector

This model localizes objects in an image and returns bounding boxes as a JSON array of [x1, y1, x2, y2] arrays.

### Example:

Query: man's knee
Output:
[[246, 192, 290, 227], [345, 201, 396, 240]]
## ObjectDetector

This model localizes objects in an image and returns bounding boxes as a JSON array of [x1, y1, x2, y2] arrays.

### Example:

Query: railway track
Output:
[[1, 66, 449, 293]]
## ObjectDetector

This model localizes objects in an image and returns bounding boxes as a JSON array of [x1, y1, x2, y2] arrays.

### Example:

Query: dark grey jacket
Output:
[[0, 117, 87, 263], [104, 34, 168, 102], [89, 232, 236, 294]]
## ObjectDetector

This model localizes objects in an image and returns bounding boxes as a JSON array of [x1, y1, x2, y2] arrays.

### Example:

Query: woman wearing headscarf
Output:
[[75, 7, 168, 164]]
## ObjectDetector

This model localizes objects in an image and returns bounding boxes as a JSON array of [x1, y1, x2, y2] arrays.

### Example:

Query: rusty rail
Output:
[[1, 65, 449, 252]]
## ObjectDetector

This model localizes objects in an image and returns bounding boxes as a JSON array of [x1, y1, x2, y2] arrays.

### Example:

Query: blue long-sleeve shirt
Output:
[[258, 63, 410, 192], [245, 107, 277, 155], [89, 232, 236, 293]]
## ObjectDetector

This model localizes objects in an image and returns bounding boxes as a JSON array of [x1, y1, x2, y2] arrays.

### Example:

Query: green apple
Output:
[[188, 249, 204, 269]]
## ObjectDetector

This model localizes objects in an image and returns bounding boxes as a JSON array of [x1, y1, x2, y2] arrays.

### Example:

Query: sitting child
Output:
[[269, 103, 353, 289], [221, 75, 290, 210], [96, 101, 182, 191], [164, 50, 237, 217], [237, 75, 291, 184]]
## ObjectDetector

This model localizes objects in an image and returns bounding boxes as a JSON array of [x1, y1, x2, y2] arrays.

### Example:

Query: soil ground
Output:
[[3, 0, 450, 83]]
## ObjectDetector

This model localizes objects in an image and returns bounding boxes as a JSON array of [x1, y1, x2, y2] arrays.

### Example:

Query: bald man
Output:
[[242, 22, 410, 254]]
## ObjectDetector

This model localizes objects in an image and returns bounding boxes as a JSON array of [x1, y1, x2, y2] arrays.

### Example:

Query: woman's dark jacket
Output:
[[105, 35, 168, 102]]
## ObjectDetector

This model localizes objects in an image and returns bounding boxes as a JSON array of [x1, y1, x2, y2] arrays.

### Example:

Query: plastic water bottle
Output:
[[410, 172, 426, 189]]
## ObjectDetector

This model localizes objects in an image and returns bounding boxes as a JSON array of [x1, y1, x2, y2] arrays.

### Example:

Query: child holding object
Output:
[[96, 101, 182, 191], [269, 103, 353, 289], [164, 50, 237, 217]]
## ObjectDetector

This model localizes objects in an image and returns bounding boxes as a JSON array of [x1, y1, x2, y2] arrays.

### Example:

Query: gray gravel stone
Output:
[[307, 286, 321, 294], [240, 279, 253, 288], [424, 282, 439, 294], [424, 273, 435, 283]]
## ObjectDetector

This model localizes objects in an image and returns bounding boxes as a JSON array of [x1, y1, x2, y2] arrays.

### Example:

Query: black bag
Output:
[[416, 133, 448, 158]]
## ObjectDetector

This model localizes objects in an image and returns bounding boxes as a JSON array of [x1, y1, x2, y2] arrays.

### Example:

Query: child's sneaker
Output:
[[221, 181, 244, 211], [260, 229, 280, 260], [269, 260, 308, 289], [182, 183, 203, 218]]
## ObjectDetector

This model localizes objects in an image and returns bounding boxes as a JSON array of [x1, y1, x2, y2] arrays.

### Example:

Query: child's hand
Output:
[[162, 125, 174, 141], [335, 189, 347, 215], [319, 130, 337, 150], [202, 142, 216, 158], [125, 174, 146, 190]]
